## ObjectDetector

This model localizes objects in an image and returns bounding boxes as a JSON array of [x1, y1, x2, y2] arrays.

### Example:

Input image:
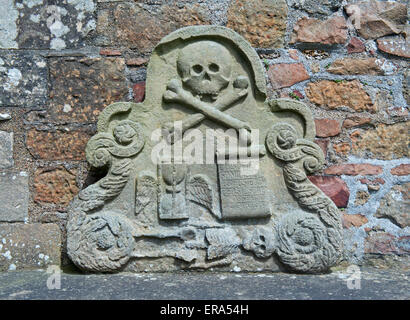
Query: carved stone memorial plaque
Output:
[[67, 26, 343, 273]]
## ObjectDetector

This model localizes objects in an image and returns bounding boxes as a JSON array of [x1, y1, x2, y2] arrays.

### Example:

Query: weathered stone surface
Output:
[[342, 213, 368, 229], [0, 52, 48, 107], [26, 127, 93, 160], [66, 26, 343, 274], [355, 190, 370, 206], [2, 0, 96, 50], [0, 113, 11, 121], [375, 183, 409, 228], [403, 69, 410, 106], [34, 167, 79, 206], [0, 223, 61, 271], [342, 116, 372, 129], [96, 1, 213, 53], [347, 37, 365, 54], [227, 0, 288, 48], [377, 38, 410, 58], [365, 232, 409, 255], [0, 0, 19, 48], [324, 164, 383, 176], [289, 0, 340, 17], [100, 49, 122, 56], [345, 1, 407, 40], [45, 57, 128, 124], [306, 80, 375, 112], [350, 123, 409, 160], [360, 177, 385, 188], [0, 131, 13, 169], [268, 63, 309, 89], [327, 58, 394, 76], [308, 176, 349, 208], [391, 164, 410, 176], [126, 57, 149, 67], [333, 142, 350, 156], [0, 173, 28, 222], [314, 119, 340, 137], [290, 17, 348, 45], [133, 82, 146, 103]]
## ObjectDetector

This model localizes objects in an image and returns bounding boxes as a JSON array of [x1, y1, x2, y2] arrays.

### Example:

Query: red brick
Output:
[[100, 49, 122, 56], [290, 16, 348, 45], [26, 128, 93, 161], [133, 82, 146, 103], [315, 119, 341, 137], [315, 139, 329, 156], [34, 167, 79, 206], [308, 175, 350, 208], [347, 37, 365, 54], [342, 213, 368, 229], [324, 164, 383, 176], [268, 63, 310, 89], [365, 232, 409, 255], [390, 164, 410, 176]]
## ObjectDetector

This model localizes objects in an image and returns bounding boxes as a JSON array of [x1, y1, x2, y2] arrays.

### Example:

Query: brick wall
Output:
[[0, 0, 408, 271]]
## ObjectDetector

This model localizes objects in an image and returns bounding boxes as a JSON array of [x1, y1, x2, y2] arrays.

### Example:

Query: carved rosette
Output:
[[67, 116, 144, 272], [266, 121, 343, 273], [67, 212, 135, 272], [86, 119, 144, 168]]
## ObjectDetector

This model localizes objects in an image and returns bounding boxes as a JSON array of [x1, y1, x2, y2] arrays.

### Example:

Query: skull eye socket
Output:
[[192, 64, 203, 75], [208, 63, 219, 73]]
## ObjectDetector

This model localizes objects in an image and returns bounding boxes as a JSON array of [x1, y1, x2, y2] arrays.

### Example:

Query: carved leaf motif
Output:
[[135, 174, 157, 215], [78, 159, 132, 213], [187, 174, 221, 218]]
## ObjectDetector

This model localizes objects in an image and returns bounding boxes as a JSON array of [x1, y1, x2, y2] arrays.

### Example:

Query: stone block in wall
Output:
[[95, 1, 213, 53], [0, 52, 48, 108], [290, 17, 348, 45], [0, 223, 61, 271], [0, 0, 96, 50], [327, 58, 396, 76], [308, 176, 349, 208], [33, 166, 79, 206], [324, 164, 383, 176], [268, 63, 309, 89], [306, 80, 375, 113], [0, 131, 13, 169], [314, 119, 341, 138], [377, 37, 410, 59], [46, 57, 128, 124], [375, 183, 409, 229], [288, 0, 340, 18], [350, 123, 409, 160], [26, 127, 93, 161], [365, 232, 409, 255], [345, 1, 407, 40], [227, 0, 288, 48], [0, 173, 29, 222]]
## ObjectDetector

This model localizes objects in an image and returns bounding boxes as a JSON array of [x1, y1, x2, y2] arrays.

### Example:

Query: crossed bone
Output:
[[162, 76, 250, 144]]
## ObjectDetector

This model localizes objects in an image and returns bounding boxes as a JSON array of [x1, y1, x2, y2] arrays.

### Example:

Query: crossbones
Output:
[[162, 75, 250, 144]]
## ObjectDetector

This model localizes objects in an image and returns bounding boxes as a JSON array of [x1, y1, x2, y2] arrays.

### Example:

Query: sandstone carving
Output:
[[67, 26, 343, 273]]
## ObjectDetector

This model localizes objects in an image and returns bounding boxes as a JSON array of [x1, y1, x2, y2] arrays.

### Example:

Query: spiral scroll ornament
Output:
[[266, 123, 343, 273], [86, 120, 144, 168]]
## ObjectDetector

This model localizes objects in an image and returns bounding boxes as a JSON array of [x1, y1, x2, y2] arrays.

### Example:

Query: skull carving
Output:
[[242, 228, 276, 259], [177, 40, 232, 100]]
